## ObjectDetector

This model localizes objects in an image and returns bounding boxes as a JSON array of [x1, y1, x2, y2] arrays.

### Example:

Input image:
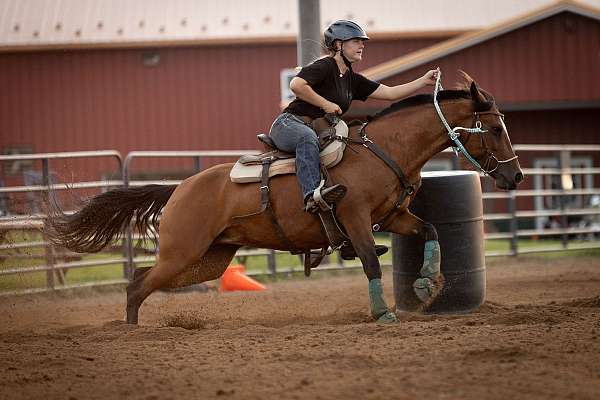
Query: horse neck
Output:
[[366, 99, 473, 181]]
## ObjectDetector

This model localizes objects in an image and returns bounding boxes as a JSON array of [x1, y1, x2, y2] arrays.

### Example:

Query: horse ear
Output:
[[458, 70, 490, 108], [458, 70, 474, 86], [469, 80, 487, 104]]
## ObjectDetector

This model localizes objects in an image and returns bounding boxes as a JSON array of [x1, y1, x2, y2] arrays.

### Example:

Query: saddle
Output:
[[229, 116, 348, 183], [230, 114, 351, 276]]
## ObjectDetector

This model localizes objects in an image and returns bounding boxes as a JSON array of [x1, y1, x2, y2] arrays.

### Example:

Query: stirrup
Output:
[[304, 183, 347, 213], [340, 244, 389, 261], [303, 247, 330, 277]]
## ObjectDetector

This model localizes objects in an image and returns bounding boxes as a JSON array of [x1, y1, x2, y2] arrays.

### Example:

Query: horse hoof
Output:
[[413, 277, 435, 303], [376, 310, 398, 324], [413, 274, 445, 308]]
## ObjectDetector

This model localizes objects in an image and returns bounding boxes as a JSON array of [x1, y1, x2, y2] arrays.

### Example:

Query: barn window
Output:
[[142, 52, 160, 67]]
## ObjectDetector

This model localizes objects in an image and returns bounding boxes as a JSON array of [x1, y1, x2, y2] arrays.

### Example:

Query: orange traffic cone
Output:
[[220, 264, 266, 292]]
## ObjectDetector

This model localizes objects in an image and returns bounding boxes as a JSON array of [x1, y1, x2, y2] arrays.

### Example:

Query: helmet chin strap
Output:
[[336, 42, 353, 70]]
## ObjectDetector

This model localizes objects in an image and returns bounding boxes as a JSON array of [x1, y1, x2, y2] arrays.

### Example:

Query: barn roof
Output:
[[1, 0, 599, 52], [362, 0, 600, 81]]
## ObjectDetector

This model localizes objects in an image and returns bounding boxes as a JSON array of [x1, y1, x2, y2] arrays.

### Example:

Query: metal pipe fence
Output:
[[1, 145, 599, 295], [480, 144, 600, 256], [0, 151, 124, 293]]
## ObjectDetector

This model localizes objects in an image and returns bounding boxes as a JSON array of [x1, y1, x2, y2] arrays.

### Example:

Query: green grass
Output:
[[0, 231, 151, 291], [1, 231, 599, 293]]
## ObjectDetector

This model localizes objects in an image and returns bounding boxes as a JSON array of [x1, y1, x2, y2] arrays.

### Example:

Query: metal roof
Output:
[[2, 0, 600, 51]]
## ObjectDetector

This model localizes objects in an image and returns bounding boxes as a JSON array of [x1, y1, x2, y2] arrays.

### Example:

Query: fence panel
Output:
[[1, 145, 599, 295], [0, 151, 124, 294]]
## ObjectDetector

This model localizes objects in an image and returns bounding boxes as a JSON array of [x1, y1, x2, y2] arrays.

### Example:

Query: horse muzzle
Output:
[[493, 164, 524, 190]]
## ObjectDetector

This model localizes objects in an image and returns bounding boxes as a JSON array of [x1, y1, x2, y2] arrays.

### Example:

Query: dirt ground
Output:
[[1, 257, 599, 400]]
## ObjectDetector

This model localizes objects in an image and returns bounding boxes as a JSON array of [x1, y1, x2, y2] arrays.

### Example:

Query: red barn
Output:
[[0, 1, 599, 233]]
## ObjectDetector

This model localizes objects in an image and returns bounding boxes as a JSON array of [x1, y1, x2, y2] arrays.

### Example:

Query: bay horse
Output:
[[45, 72, 523, 324]]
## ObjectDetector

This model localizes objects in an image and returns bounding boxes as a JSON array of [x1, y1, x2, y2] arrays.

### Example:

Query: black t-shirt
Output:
[[283, 57, 380, 119]]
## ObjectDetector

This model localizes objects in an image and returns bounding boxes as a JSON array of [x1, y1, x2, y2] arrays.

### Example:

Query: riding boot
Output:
[[303, 183, 349, 252], [304, 183, 347, 213]]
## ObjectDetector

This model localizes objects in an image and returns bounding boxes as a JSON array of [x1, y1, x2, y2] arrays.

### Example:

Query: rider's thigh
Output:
[[269, 113, 316, 153]]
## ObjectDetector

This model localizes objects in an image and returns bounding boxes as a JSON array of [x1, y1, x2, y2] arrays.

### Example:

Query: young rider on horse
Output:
[[269, 20, 439, 211]]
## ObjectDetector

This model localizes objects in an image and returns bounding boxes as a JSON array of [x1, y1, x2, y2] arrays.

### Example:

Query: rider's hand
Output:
[[420, 69, 439, 86], [322, 101, 342, 115]]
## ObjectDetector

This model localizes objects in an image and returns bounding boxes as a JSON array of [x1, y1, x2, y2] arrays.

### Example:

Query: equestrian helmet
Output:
[[324, 20, 369, 50]]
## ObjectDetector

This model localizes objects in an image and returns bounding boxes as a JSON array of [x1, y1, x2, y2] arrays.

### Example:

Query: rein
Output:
[[433, 70, 518, 175]]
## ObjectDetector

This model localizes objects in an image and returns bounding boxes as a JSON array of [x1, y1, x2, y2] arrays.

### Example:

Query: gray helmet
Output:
[[324, 20, 369, 50]]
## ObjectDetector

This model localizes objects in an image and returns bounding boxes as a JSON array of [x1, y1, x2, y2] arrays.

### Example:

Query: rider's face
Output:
[[341, 38, 366, 63]]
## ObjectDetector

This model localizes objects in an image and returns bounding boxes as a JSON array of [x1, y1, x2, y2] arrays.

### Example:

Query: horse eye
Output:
[[492, 126, 503, 135]]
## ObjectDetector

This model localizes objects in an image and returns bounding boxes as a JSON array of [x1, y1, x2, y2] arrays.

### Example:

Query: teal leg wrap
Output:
[[420, 240, 441, 278], [368, 279, 397, 323], [413, 240, 442, 303]]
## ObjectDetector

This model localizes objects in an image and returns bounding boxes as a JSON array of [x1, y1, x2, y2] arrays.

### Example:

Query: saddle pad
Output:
[[230, 120, 349, 183]]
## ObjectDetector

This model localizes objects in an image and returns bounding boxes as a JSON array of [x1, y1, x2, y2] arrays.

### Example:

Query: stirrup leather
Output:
[[303, 183, 349, 276], [317, 210, 348, 249], [304, 182, 348, 249]]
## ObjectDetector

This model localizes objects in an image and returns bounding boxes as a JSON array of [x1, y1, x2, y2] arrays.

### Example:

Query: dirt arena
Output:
[[1, 256, 599, 400]]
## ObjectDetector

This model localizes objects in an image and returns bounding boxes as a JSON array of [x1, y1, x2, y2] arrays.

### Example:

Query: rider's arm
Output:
[[290, 77, 341, 114], [369, 70, 438, 101]]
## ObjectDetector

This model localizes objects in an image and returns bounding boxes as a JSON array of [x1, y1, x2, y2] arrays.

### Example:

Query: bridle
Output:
[[433, 70, 518, 175], [467, 111, 518, 174], [348, 71, 519, 232]]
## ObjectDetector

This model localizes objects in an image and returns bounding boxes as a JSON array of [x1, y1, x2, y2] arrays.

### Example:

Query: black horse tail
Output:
[[44, 184, 177, 253]]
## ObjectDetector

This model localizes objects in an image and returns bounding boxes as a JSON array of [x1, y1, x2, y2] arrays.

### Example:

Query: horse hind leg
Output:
[[126, 243, 240, 324], [125, 265, 154, 324], [161, 243, 240, 289], [126, 272, 149, 324], [126, 253, 204, 325]]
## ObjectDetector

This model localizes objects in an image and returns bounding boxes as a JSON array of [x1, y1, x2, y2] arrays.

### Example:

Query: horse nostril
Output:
[[515, 172, 524, 183]]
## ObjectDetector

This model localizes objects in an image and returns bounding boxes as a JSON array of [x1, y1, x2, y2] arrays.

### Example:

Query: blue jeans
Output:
[[269, 113, 321, 199]]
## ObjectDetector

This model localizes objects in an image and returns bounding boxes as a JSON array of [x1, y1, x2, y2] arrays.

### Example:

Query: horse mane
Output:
[[370, 72, 495, 121], [370, 90, 471, 120]]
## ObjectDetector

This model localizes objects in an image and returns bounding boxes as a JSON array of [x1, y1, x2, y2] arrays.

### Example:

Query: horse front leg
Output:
[[342, 214, 397, 324], [386, 211, 444, 307]]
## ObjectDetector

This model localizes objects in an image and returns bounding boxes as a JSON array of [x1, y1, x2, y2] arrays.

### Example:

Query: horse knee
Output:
[[420, 222, 438, 242]]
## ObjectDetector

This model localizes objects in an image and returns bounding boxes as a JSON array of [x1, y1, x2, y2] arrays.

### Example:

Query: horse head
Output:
[[456, 72, 524, 190]]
